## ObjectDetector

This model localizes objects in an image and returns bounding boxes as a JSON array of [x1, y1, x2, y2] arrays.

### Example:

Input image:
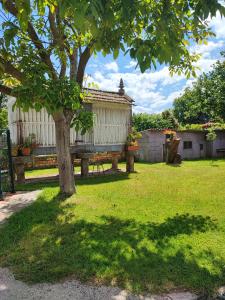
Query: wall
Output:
[[137, 131, 165, 162], [23, 152, 124, 169], [212, 131, 225, 157], [177, 131, 206, 159], [92, 102, 131, 145], [8, 97, 131, 148], [137, 130, 225, 162]]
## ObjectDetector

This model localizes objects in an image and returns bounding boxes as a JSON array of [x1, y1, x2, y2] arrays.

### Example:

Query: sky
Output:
[[86, 12, 225, 114]]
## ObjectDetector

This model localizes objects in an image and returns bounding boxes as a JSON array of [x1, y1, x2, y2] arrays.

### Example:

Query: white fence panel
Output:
[[8, 97, 131, 146], [93, 103, 130, 145]]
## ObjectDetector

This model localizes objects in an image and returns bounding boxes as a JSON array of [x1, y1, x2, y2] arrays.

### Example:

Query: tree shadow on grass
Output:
[[17, 172, 130, 192], [0, 193, 223, 296]]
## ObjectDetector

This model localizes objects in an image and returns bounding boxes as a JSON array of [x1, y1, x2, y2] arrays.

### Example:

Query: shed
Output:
[[137, 129, 225, 162], [8, 80, 133, 154]]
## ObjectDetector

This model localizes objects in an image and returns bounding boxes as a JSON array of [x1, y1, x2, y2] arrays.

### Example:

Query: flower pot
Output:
[[126, 145, 139, 151], [22, 147, 31, 156]]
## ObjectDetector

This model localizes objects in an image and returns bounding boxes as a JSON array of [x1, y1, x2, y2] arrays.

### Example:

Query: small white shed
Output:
[[8, 81, 133, 154]]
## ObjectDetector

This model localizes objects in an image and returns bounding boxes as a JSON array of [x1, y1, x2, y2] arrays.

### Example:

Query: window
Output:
[[200, 144, 204, 151], [183, 141, 192, 149]]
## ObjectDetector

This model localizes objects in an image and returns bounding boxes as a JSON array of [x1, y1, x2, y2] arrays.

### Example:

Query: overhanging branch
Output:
[[77, 46, 92, 86], [0, 57, 24, 82], [2, 0, 58, 80], [0, 85, 13, 96]]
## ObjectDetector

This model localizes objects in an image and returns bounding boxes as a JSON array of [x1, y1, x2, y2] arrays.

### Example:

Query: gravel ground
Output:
[[0, 190, 41, 225], [0, 268, 197, 300]]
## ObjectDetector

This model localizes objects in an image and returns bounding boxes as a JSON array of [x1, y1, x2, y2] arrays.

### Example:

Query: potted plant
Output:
[[162, 129, 177, 140], [126, 128, 142, 151], [21, 134, 36, 156]]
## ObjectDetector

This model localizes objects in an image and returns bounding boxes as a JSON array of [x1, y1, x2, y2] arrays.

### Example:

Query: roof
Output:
[[140, 128, 225, 134], [84, 88, 134, 105]]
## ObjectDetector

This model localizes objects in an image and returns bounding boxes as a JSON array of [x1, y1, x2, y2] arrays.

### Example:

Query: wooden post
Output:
[[111, 152, 120, 171], [126, 151, 135, 173], [81, 157, 89, 177], [13, 157, 25, 184], [77, 153, 94, 177], [112, 156, 118, 170]]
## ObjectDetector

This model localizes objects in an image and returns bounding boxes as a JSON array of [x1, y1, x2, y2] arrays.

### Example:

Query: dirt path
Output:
[[0, 268, 197, 300], [0, 191, 41, 225]]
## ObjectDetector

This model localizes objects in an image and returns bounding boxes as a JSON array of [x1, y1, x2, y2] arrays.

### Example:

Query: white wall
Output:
[[93, 102, 131, 145], [8, 97, 131, 147]]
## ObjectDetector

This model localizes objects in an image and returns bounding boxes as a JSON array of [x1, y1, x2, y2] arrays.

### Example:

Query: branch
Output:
[[0, 57, 24, 82], [69, 48, 78, 80], [48, 9, 59, 45], [0, 85, 13, 96], [48, 7, 66, 78], [76, 46, 92, 86], [2, 0, 58, 80]]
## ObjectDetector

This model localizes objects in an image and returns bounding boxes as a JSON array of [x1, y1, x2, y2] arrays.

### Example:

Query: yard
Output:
[[1, 160, 225, 295]]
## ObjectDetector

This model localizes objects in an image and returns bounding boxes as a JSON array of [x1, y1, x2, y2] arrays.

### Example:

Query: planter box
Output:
[[126, 145, 139, 151]]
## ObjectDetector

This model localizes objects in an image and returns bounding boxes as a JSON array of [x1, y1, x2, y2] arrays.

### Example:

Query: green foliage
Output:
[[22, 133, 36, 148], [126, 127, 142, 145], [206, 128, 217, 142], [71, 109, 94, 135], [1, 0, 225, 85], [0, 93, 8, 131], [179, 123, 225, 131], [173, 54, 225, 125], [133, 111, 178, 132], [14, 77, 82, 114]]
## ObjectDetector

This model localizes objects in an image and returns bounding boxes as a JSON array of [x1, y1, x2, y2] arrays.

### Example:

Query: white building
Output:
[[8, 80, 133, 154]]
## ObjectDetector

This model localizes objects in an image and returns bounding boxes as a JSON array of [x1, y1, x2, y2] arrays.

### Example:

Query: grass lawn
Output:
[[25, 163, 113, 178], [1, 160, 225, 295]]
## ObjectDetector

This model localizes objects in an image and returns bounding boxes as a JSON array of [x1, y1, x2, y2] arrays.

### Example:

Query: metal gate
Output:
[[0, 129, 15, 199]]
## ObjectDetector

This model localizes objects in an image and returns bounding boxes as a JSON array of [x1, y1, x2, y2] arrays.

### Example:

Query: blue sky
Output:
[[86, 12, 225, 114]]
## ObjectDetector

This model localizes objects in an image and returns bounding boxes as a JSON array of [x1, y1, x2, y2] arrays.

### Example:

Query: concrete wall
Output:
[[137, 130, 225, 162], [137, 131, 165, 162], [212, 131, 225, 157], [177, 132, 206, 159]]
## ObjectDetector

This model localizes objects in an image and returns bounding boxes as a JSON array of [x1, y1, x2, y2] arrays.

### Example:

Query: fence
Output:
[[0, 129, 15, 199]]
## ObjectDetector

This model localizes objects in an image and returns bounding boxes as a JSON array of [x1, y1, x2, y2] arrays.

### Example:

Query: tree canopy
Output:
[[133, 110, 179, 132], [173, 53, 225, 125], [0, 0, 224, 194]]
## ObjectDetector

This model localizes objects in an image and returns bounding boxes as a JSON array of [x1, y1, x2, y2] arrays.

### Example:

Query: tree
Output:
[[0, 92, 7, 131], [0, 1, 224, 195], [133, 112, 178, 132], [173, 53, 225, 124], [161, 110, 179, 130]]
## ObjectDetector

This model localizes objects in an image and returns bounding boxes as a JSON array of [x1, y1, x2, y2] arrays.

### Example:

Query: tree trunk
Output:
[[54, 115, 75, 195]]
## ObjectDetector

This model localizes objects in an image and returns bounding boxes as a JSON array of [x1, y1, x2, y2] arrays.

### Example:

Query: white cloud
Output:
[[125, 61, 138, 69], [191, 40, 224, 58], [105, 61, 119, 72], [210, 11, 225, 39]]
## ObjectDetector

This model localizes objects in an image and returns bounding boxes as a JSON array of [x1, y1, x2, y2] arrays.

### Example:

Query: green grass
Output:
[[1, 160, 225, 295], [25, 163, 113, 177]]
